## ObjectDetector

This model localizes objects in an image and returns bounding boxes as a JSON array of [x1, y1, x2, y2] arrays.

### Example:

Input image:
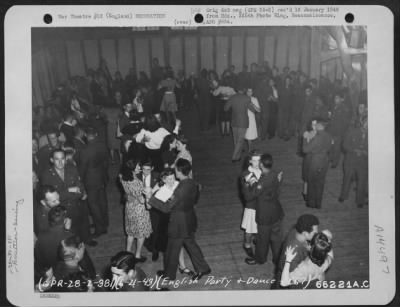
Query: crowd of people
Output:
[[32, 55, 367, 292]]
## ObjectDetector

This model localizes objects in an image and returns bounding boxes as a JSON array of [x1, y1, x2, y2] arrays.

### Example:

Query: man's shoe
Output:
[[156, 270, 165, 277], [338, 197, 345, 203], [85, 240, 98, 247], [152, 251, 159, 262], [245, 257, 257, 265], [192, 269, 211, 281], [93, 230, 107, 238], [157, 270, 173, 281]]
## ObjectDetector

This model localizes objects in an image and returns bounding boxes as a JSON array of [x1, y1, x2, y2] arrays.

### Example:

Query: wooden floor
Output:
[[87, 106, 369, 291]]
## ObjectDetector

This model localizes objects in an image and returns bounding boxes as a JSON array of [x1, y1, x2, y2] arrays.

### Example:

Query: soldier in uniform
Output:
[[37, 128, 62, 178], [303, 118, 333, 209], [327, 92, 351, 168], [339, 118, 368, 207], [41, 148, 96, 246], [78, 127, 109, 238], [34, 185, 60, 235]]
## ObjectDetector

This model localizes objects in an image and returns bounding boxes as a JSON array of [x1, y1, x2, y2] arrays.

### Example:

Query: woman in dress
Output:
[[280, 230, 333, 288], [119, 160, 152, 262], [244, 88, 261, 151], [240, 150, 262, 258]]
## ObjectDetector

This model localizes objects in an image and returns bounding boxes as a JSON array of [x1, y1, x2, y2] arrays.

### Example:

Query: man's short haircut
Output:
[[175, 158, 192, 176], [110, 251, 137, 274], [315, 117, 328, 127], [260, 153, 273, 169], [58, 235, 83, 262], [48, 205, 67, 227], [295, 214, 320, 234], [51, 148, 65, 159], [122, 100, 132, 107], [334, 90, 345, 99], [142, 161, 153, 168], [39, 184, 57, 201], [45, 126, 59, 136], [62, 141, 75, 154], [85, 127, 98, 138], [249, 149, 262, 158], [304, 84, 313, 91]]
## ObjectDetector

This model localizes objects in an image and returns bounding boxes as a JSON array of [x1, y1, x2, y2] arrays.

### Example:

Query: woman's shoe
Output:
[[178, 267, 195, 276], [135, 256, 147, 263]]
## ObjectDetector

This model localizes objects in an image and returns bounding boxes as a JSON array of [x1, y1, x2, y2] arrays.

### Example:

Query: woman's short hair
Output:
[[309, 232, 332, 267], [120, 160, 140, 181], [158, 168, 175, 186], [175, 158, 192, 176], [161, 168, 175, 179], [110, 251, 137, 274], [160, 134, 177, 153], [144, 114, 161, 132]]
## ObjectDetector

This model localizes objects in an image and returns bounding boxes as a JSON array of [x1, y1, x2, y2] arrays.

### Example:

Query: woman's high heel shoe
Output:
[[178, 267, 195, 276]]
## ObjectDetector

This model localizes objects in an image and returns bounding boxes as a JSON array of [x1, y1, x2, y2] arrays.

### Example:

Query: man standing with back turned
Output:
[[224, 87, 253, 162]]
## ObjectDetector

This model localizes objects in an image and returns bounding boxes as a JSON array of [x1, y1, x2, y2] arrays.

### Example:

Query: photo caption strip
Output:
[[4, 4, 395, 306]]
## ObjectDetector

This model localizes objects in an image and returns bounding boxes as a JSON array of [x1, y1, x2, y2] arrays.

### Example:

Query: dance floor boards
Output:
[[87, 108, 369, 291]]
